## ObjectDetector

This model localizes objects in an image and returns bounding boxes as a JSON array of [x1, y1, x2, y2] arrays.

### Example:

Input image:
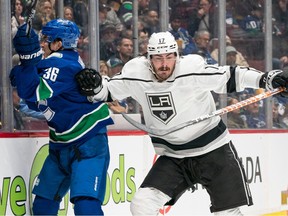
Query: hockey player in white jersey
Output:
[[76, 31, 288, 215]]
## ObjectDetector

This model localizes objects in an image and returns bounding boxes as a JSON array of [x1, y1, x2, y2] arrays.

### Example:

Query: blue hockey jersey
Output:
[[11, 50, 113, 149]]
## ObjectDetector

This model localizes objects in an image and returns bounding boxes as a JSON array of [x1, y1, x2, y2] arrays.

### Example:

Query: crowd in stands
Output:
[[9, 0, 288, 130]]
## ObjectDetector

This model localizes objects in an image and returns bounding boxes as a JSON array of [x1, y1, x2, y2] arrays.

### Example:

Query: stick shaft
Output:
[[122, 87, 284, 136], [25, 0, 37, 37], [218, 87, 284, 115]]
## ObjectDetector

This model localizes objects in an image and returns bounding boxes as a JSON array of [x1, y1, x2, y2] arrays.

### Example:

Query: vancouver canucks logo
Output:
[[146, 92, 176, 124]]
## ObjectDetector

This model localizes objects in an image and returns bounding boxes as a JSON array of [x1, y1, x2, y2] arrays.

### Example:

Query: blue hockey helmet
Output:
[[42, 19, 80, 49]]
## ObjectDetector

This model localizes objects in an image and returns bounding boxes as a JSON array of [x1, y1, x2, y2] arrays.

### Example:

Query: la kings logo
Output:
[[146, 92, 176, 124]]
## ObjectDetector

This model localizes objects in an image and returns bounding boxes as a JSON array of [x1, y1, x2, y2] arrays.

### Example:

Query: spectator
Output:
[[137, 18, 149, 37], [99, 4, 111, 25], [107, 57, 124, 77], [118, 0, 150, 29], [241, 96, 266, 128], [225, 0, 249, 38], [139, 37, 149, 55], [225, 46, 238, 66], [227, 97, 248, 129], [168, 13, 195, 55], [142, 9, 160, 36], [99, 23, 118, 61], [272, 98, 288, 128], [239, 3, 264, 37], [226, 0, 240, 30], [138, 0, 150, 15], [106, 5, 125, 32], [210, 35, 249, 67], [11, 89, 25, 130], [137, 18, 146, 31], [99, 3, 124, 32], [11, 0, 25, 38], [73, 0, 88, 36], [99, 60, 110, 77], [108, 36, 133, 65], [63, 6, 74, 21], [272, 0, 288, 37], [272, 0, 288, 69], [190, 30, 217, 65], [278, 102, 288, 128], [13, 88, 46, 121], [187, 0, 217, 38], [107, 0, 122, 13], [117, 0, 133, 28], [139, 29, 149, 41], [120, 28, 133, 38], [76, 31, 89, 65], [33, 0, 56, 32]]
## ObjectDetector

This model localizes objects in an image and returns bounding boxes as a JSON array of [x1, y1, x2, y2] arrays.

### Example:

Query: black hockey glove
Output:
[[259, 70, 288, 97], [13, 24, 42, 66], [75, 68, 103, 96]]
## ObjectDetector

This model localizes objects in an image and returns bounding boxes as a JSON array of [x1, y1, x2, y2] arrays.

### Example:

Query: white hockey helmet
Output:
[[147, 31, 178, 59]]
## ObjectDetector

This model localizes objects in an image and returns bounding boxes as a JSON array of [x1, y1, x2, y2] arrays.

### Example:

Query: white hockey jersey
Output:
[[96, 54, 263, 158]]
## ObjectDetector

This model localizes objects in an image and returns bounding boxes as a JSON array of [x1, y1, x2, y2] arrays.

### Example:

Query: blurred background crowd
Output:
[[5, 0, 288, 130]]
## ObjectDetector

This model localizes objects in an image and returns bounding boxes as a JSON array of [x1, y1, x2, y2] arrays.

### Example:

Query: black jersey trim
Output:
[[109, 77, 154, 82], [226, 66, 237, 93], [150, 120, 227, 151], [109, 70, 227, 83]]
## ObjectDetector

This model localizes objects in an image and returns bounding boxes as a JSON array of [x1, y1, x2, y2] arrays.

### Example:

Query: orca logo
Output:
[[146, 92, 176, 124]]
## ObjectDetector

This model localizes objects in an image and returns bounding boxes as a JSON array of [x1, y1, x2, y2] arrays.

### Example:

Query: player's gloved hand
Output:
[[13, 23, 42, 66], [259, 70, 288, 97], [75, 68, 103, 96]]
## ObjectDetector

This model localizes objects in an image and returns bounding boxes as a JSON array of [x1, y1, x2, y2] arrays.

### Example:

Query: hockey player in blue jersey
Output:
[[10, 19, 113, 215], [76, 31, 288, 215]]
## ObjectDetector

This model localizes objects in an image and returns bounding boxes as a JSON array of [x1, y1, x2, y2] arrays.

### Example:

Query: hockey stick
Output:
[[25, 0, 37, 37], [122, 87, 285, 136]]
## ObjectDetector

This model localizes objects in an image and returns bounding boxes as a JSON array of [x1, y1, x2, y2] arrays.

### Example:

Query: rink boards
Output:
[[0, 130, 287, 215]]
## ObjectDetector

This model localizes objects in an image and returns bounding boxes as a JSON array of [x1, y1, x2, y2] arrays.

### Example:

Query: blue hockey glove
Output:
[[13, 23, 42, 66], [75, 68, 103, 96], [259, 70, 288, 97]]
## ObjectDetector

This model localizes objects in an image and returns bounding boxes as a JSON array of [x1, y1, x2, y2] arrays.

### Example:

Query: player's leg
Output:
[[130, 156, 190, 215], [32, 195, 60, 215], [70, 134, 110, 214], [130, 187, 171, 215], [198, 141, 252, 214], [214, 207, 243, 215], [73, 197, 103, 215], [32, 149, 70, 215]]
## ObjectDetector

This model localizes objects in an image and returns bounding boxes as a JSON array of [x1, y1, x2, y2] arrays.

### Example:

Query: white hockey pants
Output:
[[130, 187, 171, 216]]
